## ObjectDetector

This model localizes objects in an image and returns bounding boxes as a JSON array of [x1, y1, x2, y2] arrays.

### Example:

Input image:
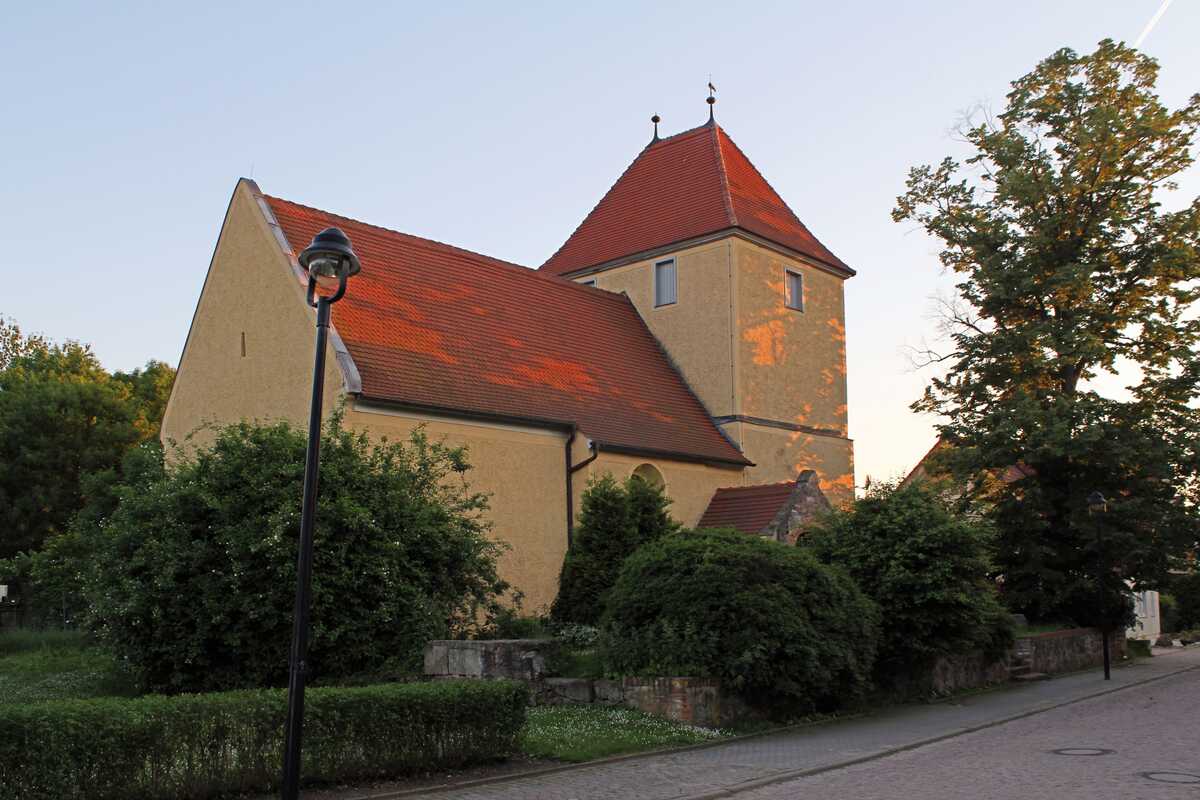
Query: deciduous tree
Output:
[[893, 41, 1200, 623]]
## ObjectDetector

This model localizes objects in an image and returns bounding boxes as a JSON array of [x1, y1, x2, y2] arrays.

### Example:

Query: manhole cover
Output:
[[1141, 772, 1200, 785], [1052, 748, 1114, 756]]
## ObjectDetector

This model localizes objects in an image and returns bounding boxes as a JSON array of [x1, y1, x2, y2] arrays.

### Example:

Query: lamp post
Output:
[[281, 227, 360, 800], [1087, 490, 1111, 681]]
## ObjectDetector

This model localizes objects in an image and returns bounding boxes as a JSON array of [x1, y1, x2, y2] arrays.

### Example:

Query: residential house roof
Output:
[[901, 438, 1035, 487], [263, 193, 751, 466], [540, 121, 852, 277]]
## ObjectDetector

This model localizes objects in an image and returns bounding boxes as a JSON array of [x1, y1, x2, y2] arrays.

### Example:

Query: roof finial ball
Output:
[[707, 80, 716, 122], [651, 113, 661, 141]]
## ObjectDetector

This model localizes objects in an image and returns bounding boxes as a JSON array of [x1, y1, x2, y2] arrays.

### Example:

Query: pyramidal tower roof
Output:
[[540, 121, 852, 277]]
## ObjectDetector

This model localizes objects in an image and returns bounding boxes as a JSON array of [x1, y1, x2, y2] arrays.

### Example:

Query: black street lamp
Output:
[[280, 227, 360, 800], [1087, 490, 1111, 681]]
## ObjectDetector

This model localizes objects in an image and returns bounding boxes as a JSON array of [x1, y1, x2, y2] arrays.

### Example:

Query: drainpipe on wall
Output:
[[565, 428, 599, 548]]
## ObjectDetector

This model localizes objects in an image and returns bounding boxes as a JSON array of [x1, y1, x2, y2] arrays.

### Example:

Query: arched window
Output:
[[631, 463, 665, 491]]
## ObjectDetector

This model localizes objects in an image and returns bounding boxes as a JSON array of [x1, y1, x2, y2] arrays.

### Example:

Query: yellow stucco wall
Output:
[[578, 450, 745, 528], [737, 424, 854, 504], [579, 241, 737, 417], [347, 403, 571, 613], [733, 239, 854, 498], [161, 179, 344, 453], [735, 239, 848, 433]]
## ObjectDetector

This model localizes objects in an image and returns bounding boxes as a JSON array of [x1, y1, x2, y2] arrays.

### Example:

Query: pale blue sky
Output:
[[3, 1, 1196, 484]]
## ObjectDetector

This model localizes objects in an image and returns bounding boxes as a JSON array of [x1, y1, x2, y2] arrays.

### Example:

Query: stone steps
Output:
[[1008, 656, 1047, 682]]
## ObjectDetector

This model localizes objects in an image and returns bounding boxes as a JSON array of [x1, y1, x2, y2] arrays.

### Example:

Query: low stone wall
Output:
[[424, 629, 1125, 726], [423, 639, 554, 682], [537, 676, 749, 728], [927, 650, 1013, 695], [1020, 627, 1125, 674], [924, 628, 1126, 696], [423, 641, 747, 727]]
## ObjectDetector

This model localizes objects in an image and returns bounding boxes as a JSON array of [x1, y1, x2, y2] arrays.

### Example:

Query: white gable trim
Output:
[[245, 180, 363, 396]]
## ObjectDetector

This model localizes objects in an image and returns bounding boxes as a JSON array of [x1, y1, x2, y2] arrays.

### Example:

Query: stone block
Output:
[[423, 639, 557, 679], [623, 677, 727, 728], [447, 643, 484, 677], [540, 677, 594, 705], [423, 642, 449, 676], [592, 679, 624, 705]]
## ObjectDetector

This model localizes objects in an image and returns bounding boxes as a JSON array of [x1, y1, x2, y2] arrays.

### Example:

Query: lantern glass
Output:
[[307, 255, 345, 280], [299, 227, 360, 286]]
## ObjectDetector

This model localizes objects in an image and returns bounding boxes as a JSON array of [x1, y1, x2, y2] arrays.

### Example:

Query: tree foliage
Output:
[[1170, 569, 1200, 632], [600, 529, 879, 713], [893, 41, 1200, 623], [803, 481, 1013, 681], [550, 473, 680, 625], [82, 417, 505, 693], [0, 316, 174, 564]]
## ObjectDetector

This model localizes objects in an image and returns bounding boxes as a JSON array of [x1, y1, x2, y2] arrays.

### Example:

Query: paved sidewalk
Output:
[[336, 648, 1200, 800]]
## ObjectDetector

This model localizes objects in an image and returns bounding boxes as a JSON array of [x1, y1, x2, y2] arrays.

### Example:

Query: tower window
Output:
[[654, 259, 677, 307], [785, 269, 804, 311]]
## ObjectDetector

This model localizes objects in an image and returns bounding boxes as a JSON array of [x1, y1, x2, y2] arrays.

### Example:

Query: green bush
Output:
[[552, 474, 679, 625], [84, 417, 505, 693], [0, 679, 528, 800], [803, 481, 1014, 685], [600, 529, 879, 713], [1171, 571, 1200, 631]]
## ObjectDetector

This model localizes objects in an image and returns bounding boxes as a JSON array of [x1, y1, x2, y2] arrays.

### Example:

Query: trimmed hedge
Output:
[[0, 679, 528, 800]]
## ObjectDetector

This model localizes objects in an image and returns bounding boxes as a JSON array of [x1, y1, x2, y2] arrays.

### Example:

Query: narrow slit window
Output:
[[579, 278, 596, 287], [785, 269, 804, 311], [654, 259, 677, 307]]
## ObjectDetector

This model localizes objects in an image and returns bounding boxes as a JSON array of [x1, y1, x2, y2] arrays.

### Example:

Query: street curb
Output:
[[334, 654, 1200, 800], [682, 658, 1200, 800]]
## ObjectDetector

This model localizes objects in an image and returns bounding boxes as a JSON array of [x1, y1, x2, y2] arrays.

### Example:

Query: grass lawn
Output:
[[519, 705, 728, 762], [0, 629, 136, 705]]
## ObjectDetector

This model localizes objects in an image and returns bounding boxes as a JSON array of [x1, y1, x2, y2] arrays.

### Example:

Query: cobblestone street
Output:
[[735, 664, 1200, 800], [340, 649, 1200, 800]]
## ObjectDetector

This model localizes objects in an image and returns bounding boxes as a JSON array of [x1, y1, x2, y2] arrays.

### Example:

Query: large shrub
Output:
[[803, 481, 1013, 683], [551, 473, 679, 625], [84, 417, 505, 693], [0, 679, 528, 800], [600, 529, 879, 713]]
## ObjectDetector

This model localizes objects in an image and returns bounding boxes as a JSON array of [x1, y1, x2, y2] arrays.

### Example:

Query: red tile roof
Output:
[[902, 438, 1035, 487], [697, 482, 796, 535], [540, 122, 852, 277], [263, 193, 750, 466]]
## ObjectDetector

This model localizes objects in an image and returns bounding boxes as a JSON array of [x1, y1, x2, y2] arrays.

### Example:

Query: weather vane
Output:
[[707, 78, 717, 121], [651, 113, 661, 141]]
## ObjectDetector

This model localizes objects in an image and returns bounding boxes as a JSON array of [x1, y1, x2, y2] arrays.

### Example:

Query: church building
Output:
[[162, 111, 856, 611]]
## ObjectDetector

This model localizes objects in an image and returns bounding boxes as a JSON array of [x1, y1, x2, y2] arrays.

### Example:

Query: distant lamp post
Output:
[[281, 227, 360, 800], [1087, 490, 1111, 681]]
